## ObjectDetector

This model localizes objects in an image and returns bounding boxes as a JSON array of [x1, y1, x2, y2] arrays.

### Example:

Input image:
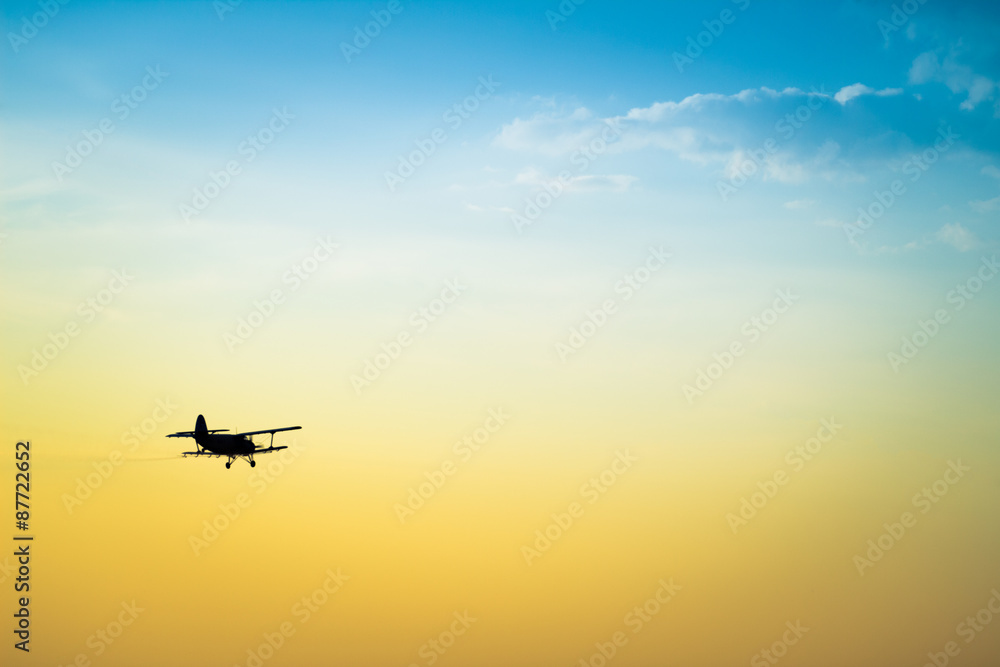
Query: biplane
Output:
[[167, 414, 301, 469]]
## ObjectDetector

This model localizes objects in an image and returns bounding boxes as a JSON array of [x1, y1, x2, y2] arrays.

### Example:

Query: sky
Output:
[[2, 1, 1000, 665]]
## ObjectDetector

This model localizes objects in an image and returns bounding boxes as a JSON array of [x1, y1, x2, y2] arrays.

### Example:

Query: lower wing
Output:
[[252, 446, 288, 454], [168, 429, 228, 438], [180, 446, 286, 457]]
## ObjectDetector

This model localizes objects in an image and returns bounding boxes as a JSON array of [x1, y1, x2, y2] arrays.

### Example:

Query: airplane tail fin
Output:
[[195, 415, 208, 439]]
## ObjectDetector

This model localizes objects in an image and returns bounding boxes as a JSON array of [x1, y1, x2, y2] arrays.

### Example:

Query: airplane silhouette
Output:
[[167, 415, 301, 469]]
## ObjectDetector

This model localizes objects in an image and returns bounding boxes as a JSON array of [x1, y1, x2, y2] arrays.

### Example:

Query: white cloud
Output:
[[619, 86, 818, 122], [722, 141, 839, 186], [909, 49, 998, 112], [833, 83, 903, 105], [935, 222, 977, 251], [493, 86, 838, 159], [0, 177, 76, 201], [510, 167, 636, 193], [784, 199, 815, 209], [869, 237, 934, 255], [496, 83, 897, 161], [490, 82, 922, 192], [564, 174, 637, 193], [859, 223, 985, 255], [513, 167, 547, 186], [909, 52, 940, 84], [982, 165, 1000, 180], [970, 196, 1000, 213], [762, 156, 808, 184], [492, 108, 603, 156], [815, 140, 841, 163], [495, 83, 898, 167], [612, 126, 727, 165], [814, 218, 843, 227]]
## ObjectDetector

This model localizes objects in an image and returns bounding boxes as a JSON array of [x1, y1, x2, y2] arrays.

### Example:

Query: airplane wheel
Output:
[[250, 460, 256, 467], [225, 462, 231, 469]]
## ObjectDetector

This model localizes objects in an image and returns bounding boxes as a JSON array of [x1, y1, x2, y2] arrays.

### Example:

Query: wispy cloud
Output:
[[833, 83, 903, 105], [564, 174, 637, 193], [784, 199, 815, 209], [970, 196, 1000, 213], [981, 165, 1000, 180], [618, 86, 828, 122], [492, 83, 900, 185], [511, 167, 636, 193], [492, 107, 600, 156], [935, 222, 978, 251], [909, 49, 997, 113]]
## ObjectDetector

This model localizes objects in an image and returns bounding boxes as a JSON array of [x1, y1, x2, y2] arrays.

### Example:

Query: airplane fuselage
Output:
[[196, 433, 256, 456]]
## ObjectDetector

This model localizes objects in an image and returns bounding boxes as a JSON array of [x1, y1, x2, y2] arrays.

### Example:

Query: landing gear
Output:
[[225, 461, 231, 469], [250, 460, 256, 467]]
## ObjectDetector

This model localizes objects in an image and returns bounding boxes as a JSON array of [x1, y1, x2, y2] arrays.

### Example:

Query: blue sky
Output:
[[4, 1, 998, 248], [3, 0, 999, 339]]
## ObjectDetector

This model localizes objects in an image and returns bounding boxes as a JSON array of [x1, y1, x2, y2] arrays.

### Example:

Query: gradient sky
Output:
[[2, 1, 1000, 666]]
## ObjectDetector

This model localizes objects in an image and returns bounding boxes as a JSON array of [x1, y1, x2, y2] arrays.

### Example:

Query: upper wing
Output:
[[167, 429, 229, 438], [235, 426, 302, 437]]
